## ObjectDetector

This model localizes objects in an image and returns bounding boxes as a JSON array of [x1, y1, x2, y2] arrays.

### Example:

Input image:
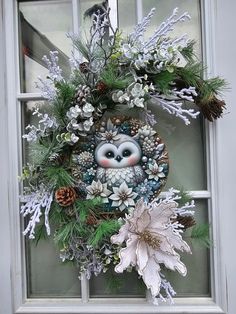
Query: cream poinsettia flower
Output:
[[111, 199, 191, 297]]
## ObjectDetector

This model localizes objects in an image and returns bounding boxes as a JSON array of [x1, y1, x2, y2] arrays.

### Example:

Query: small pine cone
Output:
[[197, 96, 226, 122], [55, 187, 77, 207], [74, 85, 91, 105], [71, 167, 82, 180], [176, 215, 196, 230], [79, 62, 89, 73], [96, 81, 108, 93], [86, 214, 98, 225], [93, 103, 107, 120]]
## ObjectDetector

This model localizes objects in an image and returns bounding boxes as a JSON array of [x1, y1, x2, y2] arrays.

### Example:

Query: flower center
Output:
[[139, 230, 161, 250], [119, 192, 128, 201]]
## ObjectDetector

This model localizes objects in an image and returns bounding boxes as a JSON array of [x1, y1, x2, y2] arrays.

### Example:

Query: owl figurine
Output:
[[95, 134, 145, 188]]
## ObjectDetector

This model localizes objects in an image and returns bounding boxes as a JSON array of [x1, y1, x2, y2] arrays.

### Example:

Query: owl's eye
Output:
[[122, 149, 132, 157], [105, 151, 115, 159]]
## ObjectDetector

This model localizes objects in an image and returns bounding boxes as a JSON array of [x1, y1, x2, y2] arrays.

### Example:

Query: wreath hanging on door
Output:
[[21, 5, 226, 304]]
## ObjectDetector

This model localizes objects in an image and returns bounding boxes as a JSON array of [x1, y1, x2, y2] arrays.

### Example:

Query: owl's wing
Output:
[[96, 167, 106, 183], [134, 165, 145, 184]]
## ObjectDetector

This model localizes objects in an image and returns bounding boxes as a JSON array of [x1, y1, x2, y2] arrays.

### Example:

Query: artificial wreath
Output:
[[21, 4, 226, 304]]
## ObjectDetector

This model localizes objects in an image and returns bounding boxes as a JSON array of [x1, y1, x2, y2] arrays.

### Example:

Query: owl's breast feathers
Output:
[[96, 166, 145, 188]]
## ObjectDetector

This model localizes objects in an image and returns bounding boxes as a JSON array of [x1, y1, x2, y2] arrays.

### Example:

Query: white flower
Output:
[[66, 105, 81, 120], [122, 43, 139, 58], [109, 182, 138, 211], [112, 90, 130, 103], [70, 133, 79, 143], [78, 117, 94, 133], [111, 199, 191, 297], [128, 97, 145, 108], [86, 180, 112, 203], [130, 83, 145, 98], [81, 103, 94, 118], [145, 162, 166, 180]]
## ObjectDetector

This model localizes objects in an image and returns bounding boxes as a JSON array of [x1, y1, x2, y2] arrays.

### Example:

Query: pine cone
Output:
[[96, 81, 108, 93], [55, 187, 77, 207], [197, 96, 226, 121], [73, 85, 91, 106], [176, 215, 196, 230], [79, 62, 89, 73], [86, 214, 98, 225]]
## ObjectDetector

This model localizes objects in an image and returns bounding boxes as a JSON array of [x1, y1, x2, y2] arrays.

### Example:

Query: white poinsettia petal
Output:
[[111, 222, 130, 244], [157, 226, 191, 253], [136, 209, 151, 233], [109, 194, 121, 201], [136, 240, 149, 273], [148, 201, 177, 229], [154, 250, 187, 276], [142, 255, 161, 297], [115, 234, 139, 273]]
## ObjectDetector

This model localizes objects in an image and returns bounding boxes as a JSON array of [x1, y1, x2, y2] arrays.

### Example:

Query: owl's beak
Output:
[[115, 155, 122, 162]]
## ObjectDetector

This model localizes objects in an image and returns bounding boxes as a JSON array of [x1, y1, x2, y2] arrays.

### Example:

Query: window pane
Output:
[[89, 269, 146, 298], [88, 199, 210, 298], [151, 104, 207, 190], [26, 237, 81, 298], [118, 0, 205, 190], [19, 0, 73, 93], [165, 199, 210, 297]]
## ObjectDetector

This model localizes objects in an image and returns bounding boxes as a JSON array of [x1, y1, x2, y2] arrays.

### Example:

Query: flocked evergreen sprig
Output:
[[20, 6, 223, 304]]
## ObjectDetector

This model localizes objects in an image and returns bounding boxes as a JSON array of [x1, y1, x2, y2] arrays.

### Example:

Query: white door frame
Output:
[[0, 0, 235, 313]]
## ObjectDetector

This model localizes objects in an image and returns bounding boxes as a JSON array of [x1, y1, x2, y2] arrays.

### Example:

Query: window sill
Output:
[[15, 297, 225, 314]]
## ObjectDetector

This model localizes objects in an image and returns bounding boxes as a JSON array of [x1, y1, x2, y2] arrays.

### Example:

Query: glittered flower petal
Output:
[[142, 255, 161, 297], [115, 234, 139, 273], [136, 241, 149, 272], [154, 250, 187, 276]]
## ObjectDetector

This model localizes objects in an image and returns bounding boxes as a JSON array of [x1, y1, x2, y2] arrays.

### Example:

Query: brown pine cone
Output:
[[86, 214, 98, 225], [55, 187, 77, 207], [96, 81, 108, 93], [79, 62, 89, 73]]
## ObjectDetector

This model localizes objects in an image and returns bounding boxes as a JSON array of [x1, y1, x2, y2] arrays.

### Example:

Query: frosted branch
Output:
[[20, 189, 53, 239], [129, 8, 156, 43], [143, 8, 191, 50], [151, 94, 199, 125], [42, 51, 63, 81]]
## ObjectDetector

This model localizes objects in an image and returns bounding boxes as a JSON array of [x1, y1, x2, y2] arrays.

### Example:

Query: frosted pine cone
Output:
[[55, 187, 77, 207], [74, 85, 91, 106]]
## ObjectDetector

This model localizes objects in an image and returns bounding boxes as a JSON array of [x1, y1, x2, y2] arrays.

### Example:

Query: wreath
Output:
[[21, 4, 226, 304]]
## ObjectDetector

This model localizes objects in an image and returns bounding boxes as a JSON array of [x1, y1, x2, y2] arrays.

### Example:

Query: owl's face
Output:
[[95, 135, 142, 168]]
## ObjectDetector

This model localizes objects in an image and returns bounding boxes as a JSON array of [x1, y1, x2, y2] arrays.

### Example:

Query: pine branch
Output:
[[191, 223, 212, 248], [52, 81, 76, 125], [89, 219, 120, 247], [100, 65, 132, 89], [45, 166, 75, 188], [180, 40, 196, 62]]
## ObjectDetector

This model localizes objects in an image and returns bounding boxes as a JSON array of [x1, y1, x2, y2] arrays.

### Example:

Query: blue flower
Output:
[[135, 179, 154, 202]]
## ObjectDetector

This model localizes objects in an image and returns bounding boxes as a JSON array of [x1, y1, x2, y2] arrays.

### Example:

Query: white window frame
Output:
[[0, 0, 230, 313]]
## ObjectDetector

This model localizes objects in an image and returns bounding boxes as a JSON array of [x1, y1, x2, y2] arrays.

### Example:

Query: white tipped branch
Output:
[[151, 94, 199, 125], [20, 190, 53, 239]]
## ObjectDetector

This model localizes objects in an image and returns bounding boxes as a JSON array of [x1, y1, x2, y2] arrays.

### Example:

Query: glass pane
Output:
[[26, 237, 81, 298], [165, 199, 210, 297], [89, 199, 210, 298], [151, 104, 207, 190], [142, 0, 201, 54], [117, 0, 205, 190], [117, 0, 137, 36], [22, 101, 81, 297], [19, 0, 73, 93], [90, 269, 146, 298]]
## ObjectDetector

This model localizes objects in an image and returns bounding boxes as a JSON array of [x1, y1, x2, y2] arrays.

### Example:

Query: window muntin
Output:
[[19, 0, 210, 301]]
